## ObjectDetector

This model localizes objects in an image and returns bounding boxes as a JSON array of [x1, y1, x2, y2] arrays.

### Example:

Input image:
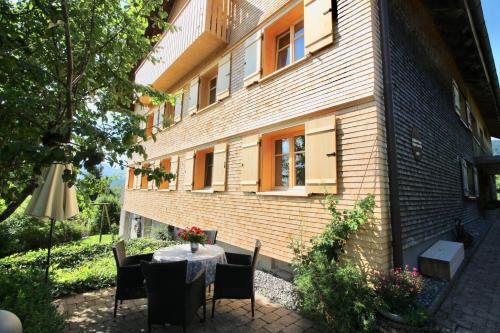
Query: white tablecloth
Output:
[[152, 244, 226, 285]]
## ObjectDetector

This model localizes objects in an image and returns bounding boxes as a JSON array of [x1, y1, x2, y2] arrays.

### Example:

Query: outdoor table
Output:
[[152, 243, 226, 285]]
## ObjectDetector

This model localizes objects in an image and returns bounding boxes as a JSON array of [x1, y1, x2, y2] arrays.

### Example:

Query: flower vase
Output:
[[190, 242, 199, 253]]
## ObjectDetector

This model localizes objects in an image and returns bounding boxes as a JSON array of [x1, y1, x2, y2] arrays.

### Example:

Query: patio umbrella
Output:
[[25, 164, 79, 282]]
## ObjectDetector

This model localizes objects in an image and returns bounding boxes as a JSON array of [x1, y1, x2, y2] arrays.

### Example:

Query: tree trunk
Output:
[[0, 183, 37, 223]]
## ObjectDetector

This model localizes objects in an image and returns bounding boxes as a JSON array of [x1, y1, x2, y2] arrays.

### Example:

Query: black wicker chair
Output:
[[203, 230, 218, 244], [211, 240, 261, 318], [112, 240, 153, 318], [141, 260, 206, 333]]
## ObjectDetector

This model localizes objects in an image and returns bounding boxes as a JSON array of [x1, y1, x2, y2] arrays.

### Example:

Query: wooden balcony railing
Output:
[[135, 0, 232, 90]]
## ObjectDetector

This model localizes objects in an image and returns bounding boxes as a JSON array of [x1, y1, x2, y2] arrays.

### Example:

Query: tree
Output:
[[0, 0, 175, 222]]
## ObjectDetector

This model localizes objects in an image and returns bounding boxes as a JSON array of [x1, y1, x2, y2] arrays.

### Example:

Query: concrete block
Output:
[[419, 240, 464, 280]]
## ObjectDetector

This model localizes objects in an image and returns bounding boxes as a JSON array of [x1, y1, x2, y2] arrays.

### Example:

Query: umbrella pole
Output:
[[99, 204, 105, 243], [45, 218, 55, 283]]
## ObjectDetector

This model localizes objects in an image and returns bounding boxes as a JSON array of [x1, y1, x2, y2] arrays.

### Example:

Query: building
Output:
[[119, 0, 500, 273]]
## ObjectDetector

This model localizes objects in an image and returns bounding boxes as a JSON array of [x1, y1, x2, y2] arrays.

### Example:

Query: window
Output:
[[204, 152, 214, 187], [173, 91, 183, 122], [127, 168, 135, 189], [158, 158, 171, 190], [261, 125, 305, 191], [145, 113, 154, 138], [140, 163, 149, 189], [461, 159, 479, 198], [193, 148, 214, 190], [199, 66, 218, 110], [262, 3, 304, 76]]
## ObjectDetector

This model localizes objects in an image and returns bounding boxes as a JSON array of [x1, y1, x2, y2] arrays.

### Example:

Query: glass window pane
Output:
[[275, 138, 289, 155], [294, 135, 305, 152], [294, 37, 304, 61], [278, 33, 290, 49], [277, 48, 290, 69], [204, 152, 214, 187], [295, 153, 305, 186], [275, 155, 289, 187], [294, 21, 304, 38]]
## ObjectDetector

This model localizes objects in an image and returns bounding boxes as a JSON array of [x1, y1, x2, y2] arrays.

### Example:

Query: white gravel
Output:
[[254, 270, 299, 310]]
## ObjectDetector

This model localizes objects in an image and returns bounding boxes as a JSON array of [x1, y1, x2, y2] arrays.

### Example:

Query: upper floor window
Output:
[[209, 77, 217, 104], [276, 20, 305, 70]]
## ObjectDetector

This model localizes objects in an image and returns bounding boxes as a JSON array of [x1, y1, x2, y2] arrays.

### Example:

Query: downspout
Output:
[[379, 0, 403, 268]]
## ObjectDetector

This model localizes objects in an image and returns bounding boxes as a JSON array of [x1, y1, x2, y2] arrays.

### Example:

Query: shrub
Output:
[[0, 212, 84, 258], [0, 235, 177, 298], [372, 266, 423, 313], [0, 268, 65, 333], [291, 194, 376, 333]]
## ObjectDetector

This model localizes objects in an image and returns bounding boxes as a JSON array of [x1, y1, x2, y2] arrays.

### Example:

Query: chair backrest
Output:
[[140, 260, 188, 325], [172, 227, 185, 241], [113, 240, 126, 268], [203, 230, 218, 244], [251, 240, 261, 269]]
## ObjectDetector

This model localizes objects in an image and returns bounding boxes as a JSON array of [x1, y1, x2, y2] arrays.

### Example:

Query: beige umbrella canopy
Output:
[[26, 164, 79, 282]]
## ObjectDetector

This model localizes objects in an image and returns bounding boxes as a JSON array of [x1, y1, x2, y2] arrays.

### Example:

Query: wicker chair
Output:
[[112, 240, 153, 318], [141, 260, 206, 333], [211, 240, 261, 318]]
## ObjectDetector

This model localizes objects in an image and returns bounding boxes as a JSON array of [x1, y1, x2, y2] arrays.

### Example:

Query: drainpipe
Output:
[[379, 0, 403, 268]]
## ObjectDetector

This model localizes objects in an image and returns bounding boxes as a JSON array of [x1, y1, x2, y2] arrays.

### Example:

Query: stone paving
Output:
[[55, 288, 321, 333], [435, 219, 500, 333]]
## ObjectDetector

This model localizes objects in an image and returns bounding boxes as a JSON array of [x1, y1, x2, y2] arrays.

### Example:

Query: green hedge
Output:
[[0, 268, 65, 333]]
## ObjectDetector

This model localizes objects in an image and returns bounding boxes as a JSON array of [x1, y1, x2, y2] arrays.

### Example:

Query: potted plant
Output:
[[371, 266, 427, 325], [178, 226, 208, 253]]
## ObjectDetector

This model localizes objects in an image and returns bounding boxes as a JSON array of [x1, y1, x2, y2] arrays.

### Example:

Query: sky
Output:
[[482, 0, 500, 78]]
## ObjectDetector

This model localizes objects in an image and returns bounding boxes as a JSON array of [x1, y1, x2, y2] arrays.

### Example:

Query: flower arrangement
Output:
[[371, 265, 423, 314], [177, 226, 208, 244]]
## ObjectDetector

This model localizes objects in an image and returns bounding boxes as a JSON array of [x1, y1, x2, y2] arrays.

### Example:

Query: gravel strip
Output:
[[254, 270, 299, 310], [417, 276, 448, 307]]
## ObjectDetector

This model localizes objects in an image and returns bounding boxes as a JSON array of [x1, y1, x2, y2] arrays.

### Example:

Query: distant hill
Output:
[[102, 163, 125, 188], [493, 139, 500, 156]]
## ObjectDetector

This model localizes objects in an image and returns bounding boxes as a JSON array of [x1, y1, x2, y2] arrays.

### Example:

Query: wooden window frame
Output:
[[271, 130, 305, 191], [204, 152, 214, 188], [208, 76, 217, 105], [274, 19, 305, 71]]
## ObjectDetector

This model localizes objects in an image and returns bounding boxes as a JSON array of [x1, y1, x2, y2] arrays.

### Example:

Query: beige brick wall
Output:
[[124, 0, 392, 271]]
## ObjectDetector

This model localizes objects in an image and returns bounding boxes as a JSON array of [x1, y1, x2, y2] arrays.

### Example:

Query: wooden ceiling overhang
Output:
[[423, 0, 500, 137]]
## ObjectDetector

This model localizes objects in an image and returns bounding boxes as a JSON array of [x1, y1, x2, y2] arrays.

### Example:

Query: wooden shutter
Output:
[[174, 92, 183, 123], [241, 135, 260, 192], [461, 158, 469, 197], [465, 100, 472, 128], [188, 77, 199, 115], [158, 158, 171, 190], [212, 143, 228, 191], [243, 31, 262, 87], [216, 53, 231, 100], [453, 80, 461, 115], [304, 0, 334, 54], [305, 114, 337, 194], [146, 114, 154, 137], [141, 163, 149, 189], [170, 155, 179, 190], [127, 168, 135, 189], [184, 151, 195, 190], [473, 166, 479, 197]]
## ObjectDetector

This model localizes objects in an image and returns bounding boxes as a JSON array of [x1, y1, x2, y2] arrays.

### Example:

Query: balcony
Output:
[[135, 0, 232, 90]]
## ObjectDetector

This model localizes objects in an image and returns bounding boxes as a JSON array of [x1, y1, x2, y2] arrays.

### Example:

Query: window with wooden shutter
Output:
[[216, 54, 231, 100], [174, 92, 183, 123], [148, 161, 157, 190], [213, 143, 228, 191], [188, 77, 199, 115], [158, 158, 171, 190], [461, 158, 469, 197], [243, 31, 262, 87], [452, 80, 461, 115], [141, 163, 150, 189], [465, 100, 472, 129], [184, 151, 195, 190], [241, 135, 260, 192], [170, 155, 179, 190], [305, 114, 337, 194], [304, 0, 334, 54], [127, 167, 135, 189]]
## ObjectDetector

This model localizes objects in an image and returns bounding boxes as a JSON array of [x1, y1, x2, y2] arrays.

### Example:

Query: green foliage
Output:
[[0, 0, 175, 222], [0, 235, 177, 298], [0, 268, 65, 333], [0, 205, 84, 258], [291, 194, 376, 333]]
